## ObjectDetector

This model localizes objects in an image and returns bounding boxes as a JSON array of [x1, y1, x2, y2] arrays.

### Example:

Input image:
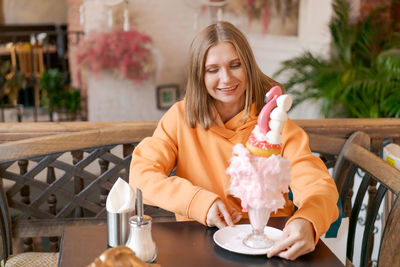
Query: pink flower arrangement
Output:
[[76, 29, 156, 83]]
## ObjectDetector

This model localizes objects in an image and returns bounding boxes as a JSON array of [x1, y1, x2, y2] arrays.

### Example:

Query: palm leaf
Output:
[[377, 49, 400, 77], [273, 0, 400, 118]]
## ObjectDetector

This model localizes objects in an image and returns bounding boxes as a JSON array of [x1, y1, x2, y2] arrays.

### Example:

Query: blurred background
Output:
[[0, 0, 398, 122]]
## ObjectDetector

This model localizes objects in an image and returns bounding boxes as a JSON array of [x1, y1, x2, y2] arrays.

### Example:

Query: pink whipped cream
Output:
[[226, 144, 291, 213]]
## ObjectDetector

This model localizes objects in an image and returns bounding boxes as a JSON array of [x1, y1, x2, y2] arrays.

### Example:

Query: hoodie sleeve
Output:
[[129, 103, 219, 224], [282, 120, 339, 243]]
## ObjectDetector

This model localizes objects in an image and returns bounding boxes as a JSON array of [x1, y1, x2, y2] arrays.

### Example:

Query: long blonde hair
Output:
[[185, 21, 282, 129]]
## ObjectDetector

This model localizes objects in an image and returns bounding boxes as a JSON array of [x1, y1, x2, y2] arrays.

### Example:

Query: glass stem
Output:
[[252, 228, 263, 235]]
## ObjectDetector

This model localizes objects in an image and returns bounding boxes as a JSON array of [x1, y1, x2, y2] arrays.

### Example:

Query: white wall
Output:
[[82, 0, 197, 121], [3, 0, 67, 24], [82, 0, 333, 121]]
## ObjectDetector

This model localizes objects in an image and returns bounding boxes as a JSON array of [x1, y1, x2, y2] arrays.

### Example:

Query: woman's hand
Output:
[[267, 218, 315, 261], [206, 199, 242, 228]]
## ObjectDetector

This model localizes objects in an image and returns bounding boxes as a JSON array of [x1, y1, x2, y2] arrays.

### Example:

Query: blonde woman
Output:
[[130, 21, 338, 260]]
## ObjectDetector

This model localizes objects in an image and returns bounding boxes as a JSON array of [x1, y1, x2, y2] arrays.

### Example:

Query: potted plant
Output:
[[0, 60, 25, 121], [0, 60, 24, 106], [274, 0, 400, 118], [40, 69, 81, 121]]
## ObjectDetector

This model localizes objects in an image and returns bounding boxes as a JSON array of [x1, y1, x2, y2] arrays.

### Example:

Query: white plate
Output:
[[213, 224, 283, 255]]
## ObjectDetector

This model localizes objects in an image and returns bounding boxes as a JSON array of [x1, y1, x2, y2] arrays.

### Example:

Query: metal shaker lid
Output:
[[129, 215, 152, 227]]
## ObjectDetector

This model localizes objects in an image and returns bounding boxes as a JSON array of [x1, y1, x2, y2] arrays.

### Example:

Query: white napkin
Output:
[[106, 178, 136, 213]]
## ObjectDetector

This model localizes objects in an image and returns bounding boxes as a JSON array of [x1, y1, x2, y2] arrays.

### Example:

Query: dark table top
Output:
[[58, 217, 343, 267]]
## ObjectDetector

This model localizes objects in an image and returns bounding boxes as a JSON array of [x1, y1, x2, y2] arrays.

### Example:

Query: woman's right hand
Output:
[[206, 199, 242, 228]]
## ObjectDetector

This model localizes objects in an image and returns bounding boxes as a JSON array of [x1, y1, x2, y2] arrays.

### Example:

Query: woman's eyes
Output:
[[231, 63, 241, 68], [206, 63, 241, 73]]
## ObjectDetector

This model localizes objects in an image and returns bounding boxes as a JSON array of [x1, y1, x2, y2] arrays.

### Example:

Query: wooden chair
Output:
[[0, 178, 59, 266], [305, 131, 400, 267], [330, 132, 400, 267], [309, 131, 371, 218], [10, 42, 45, 121]]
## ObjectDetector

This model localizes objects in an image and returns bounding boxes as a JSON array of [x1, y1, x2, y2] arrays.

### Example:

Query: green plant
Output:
[[40, 69, 81, 121], [64, 89, 81, 119], [0, 60, 24, 106], [274, 0, 400, 118]]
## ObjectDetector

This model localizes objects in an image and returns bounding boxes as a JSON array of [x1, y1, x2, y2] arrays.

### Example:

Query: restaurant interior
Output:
[[0, 0, 399, 267]]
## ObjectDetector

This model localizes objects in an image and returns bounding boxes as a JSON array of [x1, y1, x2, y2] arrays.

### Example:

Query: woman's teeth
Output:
[[218, 85, 237, 91]]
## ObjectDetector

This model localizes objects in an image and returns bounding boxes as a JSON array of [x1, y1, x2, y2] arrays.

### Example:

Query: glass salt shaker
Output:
[[125, 215, 157, 263]]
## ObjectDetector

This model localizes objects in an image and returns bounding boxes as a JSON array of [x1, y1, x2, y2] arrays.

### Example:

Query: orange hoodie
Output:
[[130, 100, 338, 242]]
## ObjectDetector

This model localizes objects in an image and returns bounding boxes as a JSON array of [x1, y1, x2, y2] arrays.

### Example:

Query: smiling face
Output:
[[204, 41, 247, 120]]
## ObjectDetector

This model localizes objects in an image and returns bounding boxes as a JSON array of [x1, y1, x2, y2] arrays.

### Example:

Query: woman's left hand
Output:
[[267, 218, 315, 261]]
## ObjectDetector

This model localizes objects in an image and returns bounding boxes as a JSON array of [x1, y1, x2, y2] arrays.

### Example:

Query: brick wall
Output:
[[359, 0, 392, 21], [66, 0, 132, 120], [393, 2, 400, 30], [66, 0, 83, 86], [0, 0, 3, 24], [66, 0, 86, 119]]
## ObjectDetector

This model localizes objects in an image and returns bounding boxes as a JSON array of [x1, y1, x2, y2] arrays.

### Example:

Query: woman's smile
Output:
[[217, 84, 239, 92]]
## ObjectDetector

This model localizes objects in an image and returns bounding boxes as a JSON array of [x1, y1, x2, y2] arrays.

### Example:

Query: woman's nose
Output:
[[219, 68, 232, 82]]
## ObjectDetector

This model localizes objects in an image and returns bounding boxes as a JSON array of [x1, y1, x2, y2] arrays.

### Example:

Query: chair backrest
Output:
[[308, 133, 346, 168], [0, 176, 12, 262], [306, 131, 400, 266], [11, 43, 45, 77], [10, 43, 45, 110], [308, 132, 371, 217], [335, 132, 400, 267]]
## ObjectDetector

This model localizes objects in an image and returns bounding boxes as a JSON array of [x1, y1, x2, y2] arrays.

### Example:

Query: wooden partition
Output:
[[1, 118, 399, 145], [0, 121, 172, 259], [0, 118, 399, 262]]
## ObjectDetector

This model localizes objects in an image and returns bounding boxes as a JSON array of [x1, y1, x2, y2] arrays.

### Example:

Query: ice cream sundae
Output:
[[226, 86, 292, 249]]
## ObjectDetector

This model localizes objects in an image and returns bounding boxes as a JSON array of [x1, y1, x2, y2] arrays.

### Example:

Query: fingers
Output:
[[230, 209, 242, 224], [206, 200, 228, 228], [206, 200, 242, 229], [267, 232, 293, 258], [267, 218, 315, 261], [277, 240, 314, 261], [217, 202, 233, 226], [214, 217, 227, 229]]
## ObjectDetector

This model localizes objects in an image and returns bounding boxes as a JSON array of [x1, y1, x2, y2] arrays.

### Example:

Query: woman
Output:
[[130, 21, 338, 260]]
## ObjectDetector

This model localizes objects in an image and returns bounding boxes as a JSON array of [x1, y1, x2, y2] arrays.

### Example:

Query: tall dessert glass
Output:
[[243, 207, 274, 249], [227, 88, 293, 250]]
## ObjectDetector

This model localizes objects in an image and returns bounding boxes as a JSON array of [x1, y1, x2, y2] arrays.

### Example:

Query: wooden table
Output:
[[58, 218, 343, 267]]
